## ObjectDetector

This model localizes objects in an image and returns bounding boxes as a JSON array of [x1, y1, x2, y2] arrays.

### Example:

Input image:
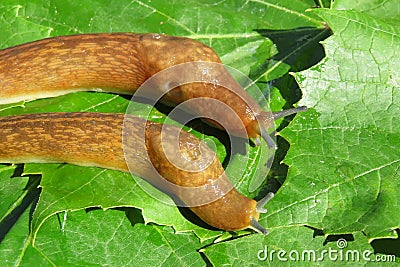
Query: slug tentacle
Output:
[[272, 106, 308, 120], [259, 123, 277, 150], [256, 192, 274, 214], [247, 192, 275, 234], [249, 106, 308, 149], [250, 219, 269, 235]]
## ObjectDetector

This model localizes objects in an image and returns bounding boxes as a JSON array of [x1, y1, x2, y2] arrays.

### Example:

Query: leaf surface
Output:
[[279, 8, 400, 241], [2, 0, 397, 266]]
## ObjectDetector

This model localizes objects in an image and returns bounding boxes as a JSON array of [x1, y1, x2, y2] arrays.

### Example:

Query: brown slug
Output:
[[0, 33, 306, 147], [0, 112, 273, 233], [0, 33, 306, 233]]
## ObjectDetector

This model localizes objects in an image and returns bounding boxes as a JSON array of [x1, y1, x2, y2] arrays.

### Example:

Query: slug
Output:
[[0, 33, 307, 233], [0, 112, 273, 233], [0, 33, 306, 147]]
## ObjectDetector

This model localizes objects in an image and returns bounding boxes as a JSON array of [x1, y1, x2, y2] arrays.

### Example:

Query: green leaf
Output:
[[32, 209, 206, 266], [203, 226, 383, 266], [3, 0, 397, 266], [279, 8, 400, 241], [0, 166, 27, 220], [1, 207, 43, 267], [0, 92, 129, 116], [24, 164, 203, 238], [0, 5, 52, 48], [333, 0, 400, 23], [2, 208, 208, 266]]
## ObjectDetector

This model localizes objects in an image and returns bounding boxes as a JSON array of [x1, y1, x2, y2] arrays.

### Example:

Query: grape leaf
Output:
[[24, 163, 204, 240], [4, 1, 395, 266], [0, 166, 27, 220], [33, 209, 206, 266], [334, 0, 400, 23], [203, 226, 387, 266], [278, 8, 400, 242]]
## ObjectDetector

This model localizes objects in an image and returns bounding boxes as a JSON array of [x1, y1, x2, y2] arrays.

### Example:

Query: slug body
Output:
[[0, 33, 305, 144], [0, 112, 260, 232], [0, 33, 306, 233]]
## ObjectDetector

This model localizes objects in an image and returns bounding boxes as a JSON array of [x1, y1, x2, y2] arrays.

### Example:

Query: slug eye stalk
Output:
[[253, 106, 308, 149], [271, 106, 308, 121], [256, 192, 274, 214], [248, 192, 275, 234]]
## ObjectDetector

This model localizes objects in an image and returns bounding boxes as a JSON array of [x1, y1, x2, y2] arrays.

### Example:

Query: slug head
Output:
[[247, 106, 308, 149]]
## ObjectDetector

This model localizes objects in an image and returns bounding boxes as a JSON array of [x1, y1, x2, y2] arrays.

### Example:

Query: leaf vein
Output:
[[268, 159, 400, 218]]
